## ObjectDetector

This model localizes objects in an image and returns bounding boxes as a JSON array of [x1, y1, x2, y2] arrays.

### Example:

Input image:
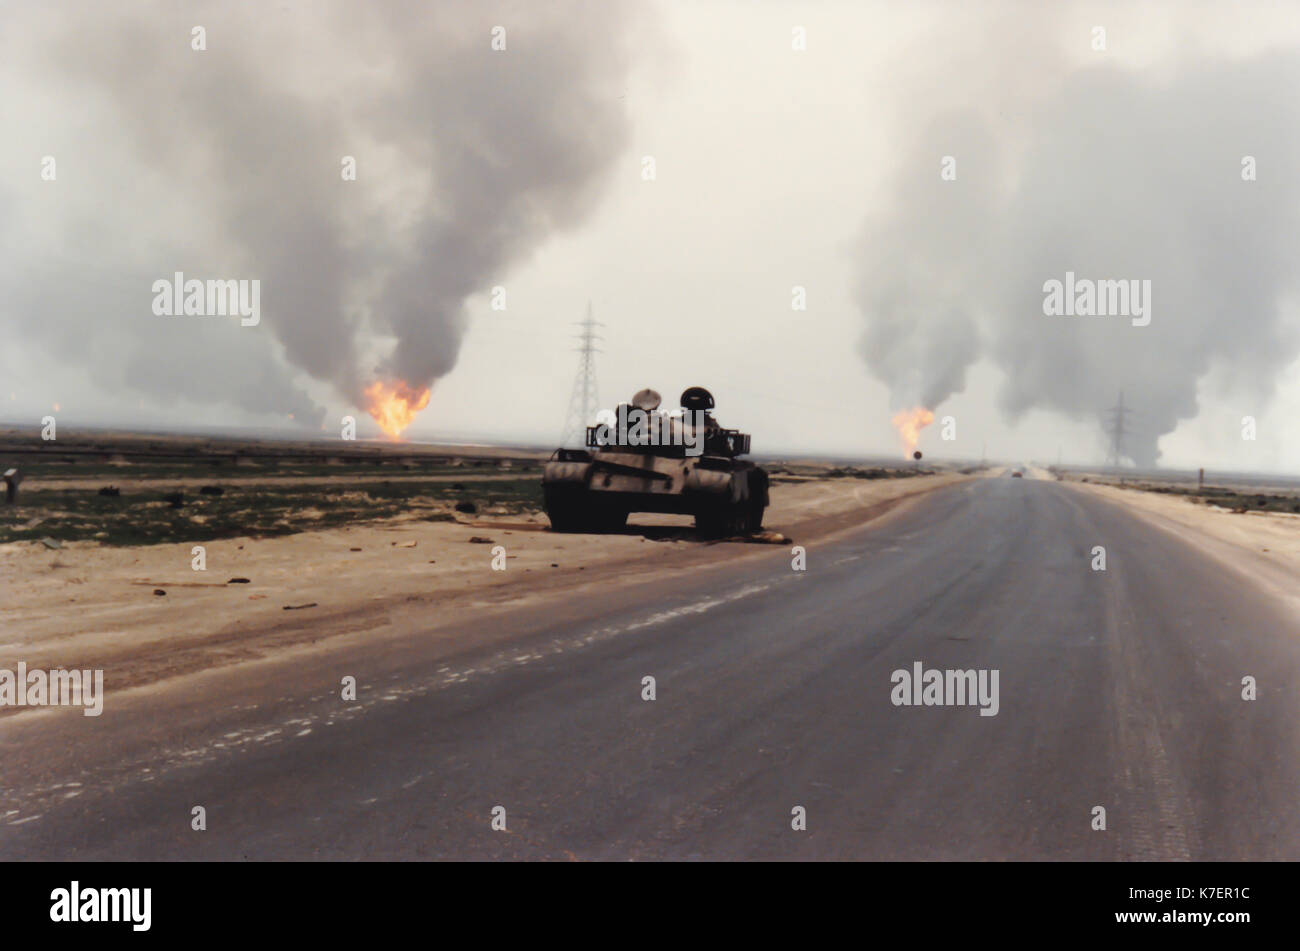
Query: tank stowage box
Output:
[[542, 386, 769, 537]]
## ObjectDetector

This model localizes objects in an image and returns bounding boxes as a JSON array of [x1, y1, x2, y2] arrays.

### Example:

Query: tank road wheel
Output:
[[696, 469, 760, 539], [544, 486, 627, 534], [696, 501, 745, 539], [744, 468, 768, 533], [602, 507, 629, 532], [543, 485, 590, 533], [733, 504, 754, 535], [694, 507, 728, 539]]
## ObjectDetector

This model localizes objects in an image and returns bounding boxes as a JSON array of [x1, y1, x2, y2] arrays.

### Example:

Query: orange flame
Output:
[[363, 380, 430, 439], [891, 406, 935, 458]]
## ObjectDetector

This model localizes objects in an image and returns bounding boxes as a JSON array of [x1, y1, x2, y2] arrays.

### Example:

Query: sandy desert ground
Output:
[[0, 468, 968, 704]]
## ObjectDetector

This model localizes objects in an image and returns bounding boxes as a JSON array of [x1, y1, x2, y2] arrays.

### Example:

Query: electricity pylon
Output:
[[1104, 390, 1137, 468], [560, 302, 602, 448]]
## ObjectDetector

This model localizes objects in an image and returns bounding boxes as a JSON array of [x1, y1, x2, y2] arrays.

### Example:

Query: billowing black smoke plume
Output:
[[0, 0, 640, 426], [856, 53, 1300, 465]]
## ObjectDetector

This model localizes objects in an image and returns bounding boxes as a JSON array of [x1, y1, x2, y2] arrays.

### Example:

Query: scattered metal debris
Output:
[[3, 468, 21, 504]]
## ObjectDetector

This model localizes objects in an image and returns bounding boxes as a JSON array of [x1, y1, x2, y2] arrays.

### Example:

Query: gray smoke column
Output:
[[855, 48, 1300, 465], [855, 114, 994, 413], [0, 0, 641, 428]]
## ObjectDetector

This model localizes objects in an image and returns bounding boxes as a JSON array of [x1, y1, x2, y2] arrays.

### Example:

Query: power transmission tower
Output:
[[1103, 390, 1137, 468], [560, 302, 603, 447]]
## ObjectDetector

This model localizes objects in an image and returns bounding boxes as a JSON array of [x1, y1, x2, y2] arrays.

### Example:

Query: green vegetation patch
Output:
[[0, 478, 544, 546]]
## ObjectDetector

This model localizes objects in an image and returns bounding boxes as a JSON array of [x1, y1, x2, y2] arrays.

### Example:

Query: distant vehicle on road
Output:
[[543, 386, 768, 537], [1011, 468, 1024, 478]]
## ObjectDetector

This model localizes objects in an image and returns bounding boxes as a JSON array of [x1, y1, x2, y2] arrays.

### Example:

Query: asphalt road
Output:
[[3, 476, 1298, 860]]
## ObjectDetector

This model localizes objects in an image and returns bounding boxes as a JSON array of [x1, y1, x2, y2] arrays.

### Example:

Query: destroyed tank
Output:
[[543, 387, 769, 538]]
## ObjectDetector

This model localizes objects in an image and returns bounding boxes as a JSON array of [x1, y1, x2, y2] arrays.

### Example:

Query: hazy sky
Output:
[[3, 0, 1299, 471]]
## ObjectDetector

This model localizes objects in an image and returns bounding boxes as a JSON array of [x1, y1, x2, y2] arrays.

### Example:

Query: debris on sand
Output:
[[200, 485, 224, 496], [227, 577, 251, 584], [39, 537, 62, 550], [131, 579, 228, 588], [153, 589, 166, 596], [283, 602, 318, 611], [3, 467, 21, 504], [163, 492, 184, 509], [704, 530, 792, 545], [98, 486, 120, 497], [349, 547, 362, 552], [468, 536, 494, 544], [392, 540, 417, 548], [455, 501, 477, 514]]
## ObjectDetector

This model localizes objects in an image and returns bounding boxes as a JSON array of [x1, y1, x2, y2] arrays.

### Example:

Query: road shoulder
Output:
[[1064, 479, 1300, 616]]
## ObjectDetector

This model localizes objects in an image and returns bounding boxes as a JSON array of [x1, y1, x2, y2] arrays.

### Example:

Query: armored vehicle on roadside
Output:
[[542, 387, 769, 538]]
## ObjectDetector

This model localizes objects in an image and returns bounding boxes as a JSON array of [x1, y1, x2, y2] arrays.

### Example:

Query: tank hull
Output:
[[542, 448, 769, 537]]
